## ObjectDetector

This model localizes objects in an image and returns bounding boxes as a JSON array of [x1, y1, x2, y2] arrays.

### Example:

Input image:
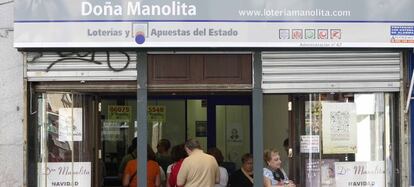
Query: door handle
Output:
[[288, 148, 293, 158], [98, 149, 102, 159]]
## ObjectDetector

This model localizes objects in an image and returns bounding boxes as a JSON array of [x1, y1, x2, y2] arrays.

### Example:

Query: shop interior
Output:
[[31, 92, 397, 186]]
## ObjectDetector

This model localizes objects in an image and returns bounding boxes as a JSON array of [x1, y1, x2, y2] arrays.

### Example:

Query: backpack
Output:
[[168, 159, 184, 187]]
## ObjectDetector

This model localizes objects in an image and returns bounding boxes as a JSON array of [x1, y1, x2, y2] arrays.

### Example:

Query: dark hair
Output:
[[147, 144, 156, 161], [158, 139, 171, 151], [171, 144, 187, 162], [241, 153, 253, 164], [283, 138, 289, 148], [207, 147, 224, 163], [127, 137, 138, 154], [185, 139, 201, 150]]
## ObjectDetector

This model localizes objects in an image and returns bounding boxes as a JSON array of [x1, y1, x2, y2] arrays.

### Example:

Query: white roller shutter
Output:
[[262, 51, 402, 93], [26, 52, 137, 81]]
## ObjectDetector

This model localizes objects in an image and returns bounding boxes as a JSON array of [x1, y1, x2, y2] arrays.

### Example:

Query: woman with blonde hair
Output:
[[263, 149, 295, 187]]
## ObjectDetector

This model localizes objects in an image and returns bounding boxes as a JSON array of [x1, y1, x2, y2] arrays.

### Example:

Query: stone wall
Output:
[[0, 0, 24, 186]]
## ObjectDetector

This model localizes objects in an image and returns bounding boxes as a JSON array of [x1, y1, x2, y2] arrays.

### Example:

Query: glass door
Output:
[[289, 93, 397, 187], [209, 96, 251, 174], [147, 96, 251, 175], [215, 105, 250, 171], [99, 95, 137, 187], [34, 93, 98, 187]]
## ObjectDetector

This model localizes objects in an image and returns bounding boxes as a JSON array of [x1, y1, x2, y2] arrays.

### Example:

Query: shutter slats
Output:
[[263, 66, 400, 74], [26, 52, 137, 81], [263, 60, 399, 66], [262, 51, 401, 93]]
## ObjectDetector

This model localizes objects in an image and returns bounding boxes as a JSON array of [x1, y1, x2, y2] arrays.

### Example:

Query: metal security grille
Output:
[[26, 52, 137, 81], [262, 51, 402, 93]]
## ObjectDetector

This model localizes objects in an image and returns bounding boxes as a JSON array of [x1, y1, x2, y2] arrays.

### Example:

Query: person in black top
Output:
[[155, 138, 173, 173], [228, 153, 253, 187]]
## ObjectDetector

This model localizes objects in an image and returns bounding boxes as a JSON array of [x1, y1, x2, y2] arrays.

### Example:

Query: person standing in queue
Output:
[[119, 138, 137, 180], [228, 153, 254, 187], [166, 144, 187, 187], [207, 147, 228, 187], [176, 139, 219, 187], [122, 144, 160, 187], [156, 139, 173, 173]]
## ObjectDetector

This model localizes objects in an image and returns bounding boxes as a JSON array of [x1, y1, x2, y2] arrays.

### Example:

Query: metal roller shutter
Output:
[[26, 51, 137, 81], [262, 51, 402, 93]]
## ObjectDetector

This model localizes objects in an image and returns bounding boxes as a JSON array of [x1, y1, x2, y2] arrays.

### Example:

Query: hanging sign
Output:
[[108, 105, 131, 122], [102, 120, 122, 141], [14, 0, 414, 48], [58, 108, 83, 141], [300, 135, 320, 153], [148, 105, 166, 122], [38, 162, 91, 187], [335, 161, 385, 187], [195, 121, 207, 137]]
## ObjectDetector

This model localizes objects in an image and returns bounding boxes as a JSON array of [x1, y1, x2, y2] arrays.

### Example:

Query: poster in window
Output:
[[305, 101, 322, 135], [58, 108, 83, 141], [306, 159, 337, 187], [102, 121, 122, 141], [108, 105, 131, 126], [38, 162, 91, 187], [227, 123, 243, 143], [300, 135, 320, 153], [322, 102, 357, 154], [335, 161, 385, 187], [195, 121, 207, 137], [147, 105, 166, 123]]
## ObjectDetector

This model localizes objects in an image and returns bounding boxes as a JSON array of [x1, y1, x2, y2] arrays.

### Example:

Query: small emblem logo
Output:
[[279, 29, 290, 39], [318, 29, 328, 39]]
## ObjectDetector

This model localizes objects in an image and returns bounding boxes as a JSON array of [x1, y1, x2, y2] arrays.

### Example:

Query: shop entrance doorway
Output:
[[98, 94, 137, 187], [285, 93, 398, 187], [98, 94, 251, 187], [29, 93, 100, 187], [30, 92, 252, 187], [147, 95, 251, 173], [212, 98, 251, 171]]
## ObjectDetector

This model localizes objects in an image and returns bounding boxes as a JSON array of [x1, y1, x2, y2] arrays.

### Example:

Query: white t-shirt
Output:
[[166, 164, 173, 174], [215, 166, 228, 187], [160, 166, 166, 186]]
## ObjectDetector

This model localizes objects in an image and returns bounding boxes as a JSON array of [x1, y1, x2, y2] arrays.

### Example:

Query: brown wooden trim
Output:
[[148, 54, 252, 88]]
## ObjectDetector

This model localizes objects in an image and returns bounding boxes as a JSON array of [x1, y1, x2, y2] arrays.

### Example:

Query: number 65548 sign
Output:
[[147, 106, 166, 122]]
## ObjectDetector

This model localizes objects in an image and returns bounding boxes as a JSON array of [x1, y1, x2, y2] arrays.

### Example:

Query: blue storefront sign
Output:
[[14, 0, 414, 48]]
